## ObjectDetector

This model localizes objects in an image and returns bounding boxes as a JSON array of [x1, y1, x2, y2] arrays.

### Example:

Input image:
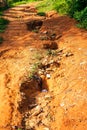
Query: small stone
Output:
[[43, 30, 48, 34], [29, 48, 34, 51], [31, 105, 42, 116], [78, 48, 82, 50], [60, 102, 65, 107], [65, 52, 73, 57], [46, 74, 51, 79], [49, 60, 54, 64], [38, 70, 44, 75], [40, 36, 48, 40], [44, 94, 51, 99], [28, 103, 38, 109], [80, 61, 87, 65], [42, 59, 48, 64], [56, 34, 62, 40], [43, 127, 50, 130], [42, 89, 48, 92]]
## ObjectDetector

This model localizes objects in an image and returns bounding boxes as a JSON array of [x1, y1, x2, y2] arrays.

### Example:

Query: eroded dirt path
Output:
[[0, 2, 87, 130]]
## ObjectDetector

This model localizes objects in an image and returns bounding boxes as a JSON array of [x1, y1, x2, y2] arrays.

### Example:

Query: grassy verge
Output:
[[8, 0, 38, 7], [36, 0, 68, 13], [0, 6, 9, 44]]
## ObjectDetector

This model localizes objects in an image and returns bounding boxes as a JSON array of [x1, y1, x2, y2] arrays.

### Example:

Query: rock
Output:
[[44, 127, 50, 130], [46, 74, 51, 79], [60, 102, 65, 107], [43, 30, 48, 34], [80, 61, 87, 65], [56, 34, 62, 40], [40, 36, 48, 40], [31, 105, 43, 116], [38, 70, 44, 75], [44, 94, 52, 100], [65, 52, 73, 57], [42, 89, 48, 92], [28, 103, 38, 109]]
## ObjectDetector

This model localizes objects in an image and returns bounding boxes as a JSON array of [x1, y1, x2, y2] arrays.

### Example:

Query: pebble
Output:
[[80, 61, 87, 65], [38, 70, 44, 75], [29, 48, 34, 51], [78, 48, 82, 50], [43, 30, 48, 34], [43, 127, 50, 130], [46, 74, 51, 79], [42, 89, 48, 92], [65, 52, 73, 57], [60, 102, 65, 107], [31, 105, 42, 116]]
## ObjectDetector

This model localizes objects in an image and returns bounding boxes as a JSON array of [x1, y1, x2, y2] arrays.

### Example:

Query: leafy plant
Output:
[[46, 49, 57, 56], [73, 7, 87, 29], [29, 62, 41, 79]]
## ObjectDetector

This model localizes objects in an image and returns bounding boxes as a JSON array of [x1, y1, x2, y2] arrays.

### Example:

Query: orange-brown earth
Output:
[[0, 2, 87, 130]]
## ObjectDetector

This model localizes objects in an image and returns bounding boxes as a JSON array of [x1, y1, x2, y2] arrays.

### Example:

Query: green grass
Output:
[[9, 0, 37, 7], [36, 0, 68, 14], [36, 0, 54, 12]]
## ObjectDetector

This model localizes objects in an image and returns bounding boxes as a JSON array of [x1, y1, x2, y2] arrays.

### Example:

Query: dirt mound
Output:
[[0, 2, 87, 130]]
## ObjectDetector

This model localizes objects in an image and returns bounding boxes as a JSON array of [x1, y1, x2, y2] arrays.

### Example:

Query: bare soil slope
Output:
[[0, 3, 87, 130]]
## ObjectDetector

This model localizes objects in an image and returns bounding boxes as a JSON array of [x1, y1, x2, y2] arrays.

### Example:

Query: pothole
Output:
[[18, 74, 51, 130]]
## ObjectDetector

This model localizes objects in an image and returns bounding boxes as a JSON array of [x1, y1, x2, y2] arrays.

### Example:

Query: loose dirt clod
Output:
[[26, 20, 43, 31]]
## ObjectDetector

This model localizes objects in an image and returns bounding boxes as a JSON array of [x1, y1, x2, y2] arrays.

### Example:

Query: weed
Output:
[[17, 128, 22, 130], [46, 49, 57, 56], [34, 53, 43, 60], [29, 62, 41, 79], [32, 29, 39, 33]]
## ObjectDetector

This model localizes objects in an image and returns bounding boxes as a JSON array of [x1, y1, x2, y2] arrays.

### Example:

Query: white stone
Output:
[[46, 74, 51, 79], [43, 128, 50, 130], [60, 102, 65, 107], [42, 89, 48, 92]]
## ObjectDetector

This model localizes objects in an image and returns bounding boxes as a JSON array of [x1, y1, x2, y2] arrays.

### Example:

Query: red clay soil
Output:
[[0, 2, 87, 130]]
